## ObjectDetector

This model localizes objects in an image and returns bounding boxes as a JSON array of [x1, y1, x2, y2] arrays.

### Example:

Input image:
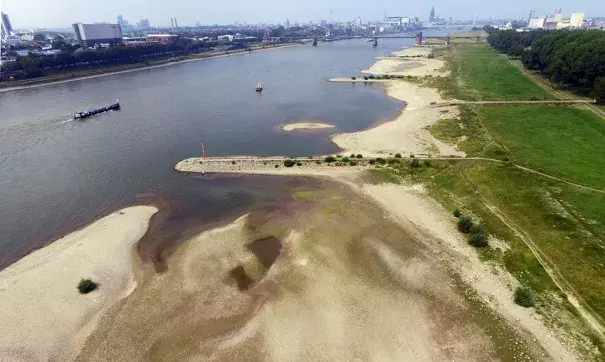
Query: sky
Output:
[[1, 0, 602, 29]]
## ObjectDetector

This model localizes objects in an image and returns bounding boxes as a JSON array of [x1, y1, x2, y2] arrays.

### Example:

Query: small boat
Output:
[[73, 101, 120, 120], [255, 83, 263, 92]]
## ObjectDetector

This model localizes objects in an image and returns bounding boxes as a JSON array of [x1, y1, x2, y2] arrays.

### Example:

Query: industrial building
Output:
[[146, 34, 179, 44], [570, 12, 585, 28], [72, 23, 123, 48]]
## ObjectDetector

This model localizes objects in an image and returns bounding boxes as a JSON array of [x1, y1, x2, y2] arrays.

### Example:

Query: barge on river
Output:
[[73, 101, 120, 120]]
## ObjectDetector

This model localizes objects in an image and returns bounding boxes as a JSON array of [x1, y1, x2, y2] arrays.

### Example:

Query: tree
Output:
[[514, 286, 536, 307], [33, 33, 46, 42], [457, 216, 474, 234], [593, 77, 605, 105], [507, 44, 524, 58]]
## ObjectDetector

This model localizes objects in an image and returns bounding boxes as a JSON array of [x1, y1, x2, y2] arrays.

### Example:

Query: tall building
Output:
[[429, 6, 435, 22], [73, 23, 123, 48], [570, 12, 584, 27], [1, 12, 13, 40], [117, 15, 124, 26], [139, 19, 150, 30]]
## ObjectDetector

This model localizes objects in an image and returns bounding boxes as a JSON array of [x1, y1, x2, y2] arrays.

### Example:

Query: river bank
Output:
[[169, 44, 578, 360], [0, 206, 158, 360], [0, 43, 298, 93]]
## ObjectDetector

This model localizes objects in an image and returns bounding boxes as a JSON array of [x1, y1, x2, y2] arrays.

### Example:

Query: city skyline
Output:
[[2, 0, 602, 29]]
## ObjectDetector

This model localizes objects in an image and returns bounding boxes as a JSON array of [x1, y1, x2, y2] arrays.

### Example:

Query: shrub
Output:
[[424, 160, 431, 167], [363, 76, 368, 80], [274, 164, 279, 168], [284, 159, 296, 167], [394, 153, 402, 158], [369, 159, 376, 165], [349, 161, 357, 166], [411, 158, 421, 168], [457, 216, 474, 234], [296, 162, 302, 166], [351, 76, 356, 80], [356, 154, 363, 158], [232, 161, 236, 165], [263, 161, 267, 165], [368, 74, 374, 79], [77, 278, 97, 294], [453, 208, 461, 218], [514, 286, 536, 308], [387, 158, 400, 164], [316, 160, 321, 165], [324, 156, 336, 163], [350, 153, 356, 158], [468, 231, 488, 247], [342, 157, 350, 163], [376, 158, 386, 164]]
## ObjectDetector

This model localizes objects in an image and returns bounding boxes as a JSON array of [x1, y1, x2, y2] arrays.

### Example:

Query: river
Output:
[[0, 38, 419, 269]]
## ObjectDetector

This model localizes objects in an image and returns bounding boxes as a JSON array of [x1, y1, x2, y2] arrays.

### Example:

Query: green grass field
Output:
[[479, 105, 605, 189], [431, 45, 555, 101]]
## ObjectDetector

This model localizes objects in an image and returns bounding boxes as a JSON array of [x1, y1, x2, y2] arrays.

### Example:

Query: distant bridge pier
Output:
[[415, 32, 423, 45]]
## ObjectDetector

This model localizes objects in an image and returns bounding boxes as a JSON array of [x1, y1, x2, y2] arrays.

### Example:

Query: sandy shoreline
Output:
[[0, 206, 158, 361], [281, 122, 335, 131], [0, 44, 299, 93]]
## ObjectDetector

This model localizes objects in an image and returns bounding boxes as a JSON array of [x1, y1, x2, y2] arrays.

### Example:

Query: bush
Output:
[[363, 76, 368, 80], [296, 162, 302, 166], [77, 278, 97, 294], [356, 154, 363, 158], [368, 74, 374, 79], [232, 161, 236, 165], [376, 158, 386, 164], [468, 231, 488, 247], [350, 153, 356, 158], [316, 160, 321, 165], [369, 159, 376, 165], [453, 208, 461, 218], [351, 76, 356, 80], [514, 286, 536, 308], [457, 216, 474, 234], [324, 156, 336, 163], [342, 157, 350, 163], [411, 158, 421, 168], [284, 159, 296, 167], [349, 161, 357, 166], [394, 153, 402, 158], [387, 158, 400, 164], [274, 164, 279, 168]]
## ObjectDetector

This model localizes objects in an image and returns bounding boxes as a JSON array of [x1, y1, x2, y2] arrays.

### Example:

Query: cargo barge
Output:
[[73, 101, 120, 120]]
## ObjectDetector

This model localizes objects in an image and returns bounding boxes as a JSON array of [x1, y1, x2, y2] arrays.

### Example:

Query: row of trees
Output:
[[1, 39, 219, 80], [485, 27, 605, 101]]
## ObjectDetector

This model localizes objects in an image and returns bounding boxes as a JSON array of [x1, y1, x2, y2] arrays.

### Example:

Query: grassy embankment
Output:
[[377, 44, 605, 357]]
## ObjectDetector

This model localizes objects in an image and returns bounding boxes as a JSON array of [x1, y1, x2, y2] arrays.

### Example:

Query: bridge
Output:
[[279, 32, 486, 47]]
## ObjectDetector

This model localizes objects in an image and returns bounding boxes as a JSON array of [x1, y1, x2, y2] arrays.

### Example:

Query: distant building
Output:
[[429, 6, 435, 22], [146, 34, 179, 44], [117, 15, 124, 26], [139, 19, 150, 30], [1, 12, 13, 39], [570, 12, 584, 27], [528, 17, 545, 29], [217, 34, 234, 42], [72, 23, 123, 48]]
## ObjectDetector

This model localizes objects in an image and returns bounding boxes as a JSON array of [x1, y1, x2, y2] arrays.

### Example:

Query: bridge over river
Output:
[[280, 32, 487, 47]]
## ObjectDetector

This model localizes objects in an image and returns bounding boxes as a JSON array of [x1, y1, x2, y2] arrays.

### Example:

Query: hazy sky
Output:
[[2, 0, 601, 29]]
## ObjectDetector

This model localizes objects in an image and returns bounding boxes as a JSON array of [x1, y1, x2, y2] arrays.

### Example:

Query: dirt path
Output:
[[431, 99, 595, 107]]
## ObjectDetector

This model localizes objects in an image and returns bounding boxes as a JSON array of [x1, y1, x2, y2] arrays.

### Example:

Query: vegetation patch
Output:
[[77, 278, 97, 294], [283, 159, 296, 167], [514, 286, 536, 308]]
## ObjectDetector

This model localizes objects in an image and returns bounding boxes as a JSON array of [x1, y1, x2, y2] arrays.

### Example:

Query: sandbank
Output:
[[362, 46, 446, 78], [0, 205, 158, 361], [281, 122, 335, 131]]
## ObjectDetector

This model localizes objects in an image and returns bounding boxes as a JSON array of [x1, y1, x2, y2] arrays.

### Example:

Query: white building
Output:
[[217, 34, 234, 42], [138, 19, 150, 30], [72, 23, 122, 48], [570, 12, 584, 28], [1, 12, 13, 40], [528, 17, 545, 29]]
